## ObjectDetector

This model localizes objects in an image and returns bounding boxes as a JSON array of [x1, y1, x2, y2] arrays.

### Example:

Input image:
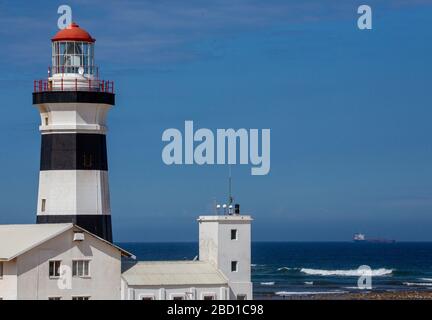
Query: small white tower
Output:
[[32, 23, 115, 241], [198, 207, 253, 300]]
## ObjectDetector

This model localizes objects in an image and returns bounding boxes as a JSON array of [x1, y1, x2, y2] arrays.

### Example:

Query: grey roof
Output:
[[0, 223, 133, 261], [122, 261, 228, 286]]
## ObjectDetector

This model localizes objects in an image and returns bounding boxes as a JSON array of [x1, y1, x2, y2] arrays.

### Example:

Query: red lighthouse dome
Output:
[[52, 22, 95, 42]]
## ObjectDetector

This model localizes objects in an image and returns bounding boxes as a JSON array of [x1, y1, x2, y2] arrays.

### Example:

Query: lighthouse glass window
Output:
[[52, 41, 94, 75]]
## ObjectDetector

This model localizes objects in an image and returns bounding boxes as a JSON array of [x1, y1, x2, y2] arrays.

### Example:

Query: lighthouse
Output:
[[33, 23, 115, 242]]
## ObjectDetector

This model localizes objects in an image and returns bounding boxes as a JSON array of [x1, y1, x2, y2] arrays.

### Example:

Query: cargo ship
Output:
[[353, 233, 396, 243]]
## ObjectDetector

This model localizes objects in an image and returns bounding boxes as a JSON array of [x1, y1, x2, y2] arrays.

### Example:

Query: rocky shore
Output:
[[311, 291, 432, 300]]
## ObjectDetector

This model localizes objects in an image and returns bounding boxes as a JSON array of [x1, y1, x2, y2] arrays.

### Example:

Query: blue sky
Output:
[[0, 0, 432, 241]]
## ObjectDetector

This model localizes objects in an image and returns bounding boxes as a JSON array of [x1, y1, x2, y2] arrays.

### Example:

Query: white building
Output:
[[199, 215, 253, 300], [0, 223, 131, 300], [121, 214, 253, 300], [0, 214, 253, 300], [121, 261, 229, 300]]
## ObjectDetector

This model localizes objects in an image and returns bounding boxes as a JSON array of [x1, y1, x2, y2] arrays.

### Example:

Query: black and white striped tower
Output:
[[32, 23, 115, 242]]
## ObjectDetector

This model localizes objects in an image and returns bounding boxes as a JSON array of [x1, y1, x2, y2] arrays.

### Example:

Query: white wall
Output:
[[37, 171, 111, 216], [36, 102, 112, 135], [0, 260, 18, 300], [199, 216, 253, 300], [122, 283, 229, 300], [16, 228, 121, 300]]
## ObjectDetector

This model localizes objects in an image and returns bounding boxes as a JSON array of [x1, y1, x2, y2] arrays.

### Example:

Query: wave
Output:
[[300, 268, 393, 277], [419, 278, 432, 282], [277, 267, 295, 271], [403, 282, 432, 287], [304, 281, 313, 285], [275, 290, 346, 296], [260, 282, 275, 286]]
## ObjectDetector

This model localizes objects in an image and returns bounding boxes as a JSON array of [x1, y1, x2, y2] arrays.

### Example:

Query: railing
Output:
[[34, 79, 114, 94]]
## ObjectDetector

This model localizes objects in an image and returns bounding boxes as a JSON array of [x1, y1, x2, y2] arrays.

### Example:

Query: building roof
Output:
[[52, 22, 95, 42], [122, 261, 228, 286], [0, 223, 132, 261]]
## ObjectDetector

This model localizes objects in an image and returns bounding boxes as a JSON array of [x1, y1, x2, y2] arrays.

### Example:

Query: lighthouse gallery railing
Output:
[[34, 79, 114, 94]]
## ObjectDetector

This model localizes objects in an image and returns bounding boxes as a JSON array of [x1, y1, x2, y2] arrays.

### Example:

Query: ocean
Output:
[[118, 242, 432, 299]]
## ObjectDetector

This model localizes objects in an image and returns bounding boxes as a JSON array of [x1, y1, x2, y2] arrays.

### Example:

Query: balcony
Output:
[[33, 78, 114, 94]]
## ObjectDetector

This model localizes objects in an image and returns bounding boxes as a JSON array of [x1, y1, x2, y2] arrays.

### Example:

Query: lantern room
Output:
[[51, 22, 97, 77]]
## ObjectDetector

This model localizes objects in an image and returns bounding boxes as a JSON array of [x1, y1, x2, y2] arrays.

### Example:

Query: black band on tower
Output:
[[36, 215, 112, 242], [41, 133, 108, 171], [33, 91, 115, 105]]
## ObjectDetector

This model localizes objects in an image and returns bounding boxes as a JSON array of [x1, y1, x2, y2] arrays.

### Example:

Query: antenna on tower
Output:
[[228, 165, 235, 215], [228, 165, 233, 206]]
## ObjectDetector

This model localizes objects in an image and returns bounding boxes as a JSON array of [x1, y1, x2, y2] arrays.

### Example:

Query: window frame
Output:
[[72, 296, 90, 300], [48, 297, 62, 300], [201, 293, 216, 300], [231, 229, 238, 240], [170, 294, 186, 300], [0, 261, 3, 279], [41, 199, 46, 212], [72, 259, 91, 278], [49, 260, 61, 278], [51, 41, 95, 75], [231, 260, 238, 272]]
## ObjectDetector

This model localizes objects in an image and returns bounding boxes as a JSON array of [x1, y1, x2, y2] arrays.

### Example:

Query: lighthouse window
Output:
[[83, 154, 93, 168], [0, 262, 3, 278], [41, 199, 46, 212], [49, 260, 61, 278], [52, 41, 95, 75]]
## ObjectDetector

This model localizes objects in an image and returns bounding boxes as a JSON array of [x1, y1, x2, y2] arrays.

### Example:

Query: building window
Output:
[[0, 262, 3, 278], [172, 295, 185, 300], [237, 294, 247, 300], [72, 296, 90, 300], [44, 117, 49, 126], [140, 296, 154, 300], [48, 297, 61, 300], [231, 229, 238, 240], [41, 199, 46, 212], [231, 261, 238, 272], [49, 260, 61, 278], [72, 260, 90, 277], [203, 295, 215, 300]]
